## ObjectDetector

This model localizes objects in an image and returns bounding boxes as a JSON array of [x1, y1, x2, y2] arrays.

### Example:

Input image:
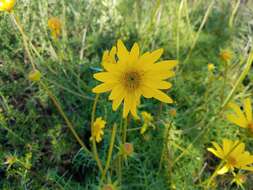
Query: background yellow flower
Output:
[[0, 0, 16, 12]]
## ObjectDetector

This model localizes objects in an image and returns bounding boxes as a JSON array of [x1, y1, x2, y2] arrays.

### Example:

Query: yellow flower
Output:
[[226, 98, 253, 133], [92, 40, 177, 118], [140, 111, 154, 134], [102, 46, 116, 67], [0, 0, 16, 12], [231, 173, 246, 188], [48, 17, 62, 39], [91, 117, 106, 143], [169, 108, 177, 117], [220, 50, 232, 62], [207, 139, 253, 175], [122, 143, 134, 157], [28, 69, 42, 82], [207, 63, 215, 72]]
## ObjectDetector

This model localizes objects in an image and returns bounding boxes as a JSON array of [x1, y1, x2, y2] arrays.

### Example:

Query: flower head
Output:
[[207, 63, 215, 72], [92, 40, 177, 118], [140, 111, 154, 134], [226, 98, 253, 133], [169, 108, 177, 117], [220, 50, 232, 62], [102, 46, 116, 67], [48, 17, 62, 39], [28, 69, 42, 82], [0, 0, 16, 12], [231, 173, 246, 188], [207, 139, 253, 175], [122, 143, 134, 157], [91, 117, 106, 143]]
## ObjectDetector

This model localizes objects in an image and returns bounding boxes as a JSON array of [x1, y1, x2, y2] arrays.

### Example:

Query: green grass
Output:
[[0, 0, 253, 189]]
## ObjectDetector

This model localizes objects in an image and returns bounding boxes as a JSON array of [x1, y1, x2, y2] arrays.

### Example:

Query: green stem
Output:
[[90, 94, 104, 174], [39, 81, 91, 155], [10, 12, 36, 70], [102, 123, 117, 180], [183, 0, 215, 64]]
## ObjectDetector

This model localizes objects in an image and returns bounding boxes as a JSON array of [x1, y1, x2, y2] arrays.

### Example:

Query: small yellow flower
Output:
[[226, 98, 253, 133], [28, 69, 42, 82], [102, 46, 116, 67], [102, 184, 117, 190], [122, 143, 134, 157], [140, 111, 154, 134], [4, 155, 17, 170], [91, 117, 106, 143], [220, 50, 232, 62], [169, 108, 177, 117], [92, 40, 177, 118], [0, 0, 16, 12], [207, 139, 253, 175], [48, 17, 62, 39], [207, 63, 215, 72], [231, 173, 246, 188]]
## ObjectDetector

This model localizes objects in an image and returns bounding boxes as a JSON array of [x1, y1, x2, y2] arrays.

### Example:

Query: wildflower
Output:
[[122, 143, 134, 157], [102, 184, 117, 190], [207, 63, 215, 72], [102, 46, 116, 67], [226, 98, 253, 133], [231, 173, 246, 188], [4, 155, 17, 170], [92, 40, 177, 118], [220, 50, 232, 62], [207, 139, 253, 175], [91, 117, 106, 143], [140, 111, 154, 134], [48, 17, 62, 39], [169, 108, 177, 117], [28, 69, 42, 82], [0, 0, 16, 12]]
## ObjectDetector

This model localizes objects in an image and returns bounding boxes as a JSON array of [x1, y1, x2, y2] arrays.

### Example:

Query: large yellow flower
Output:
[[0, 0, 16, 11], [207, 139, 253, 175], [226, 98, 253, 133], [92, 40, 177, 118], [91, 117, 106, 143]]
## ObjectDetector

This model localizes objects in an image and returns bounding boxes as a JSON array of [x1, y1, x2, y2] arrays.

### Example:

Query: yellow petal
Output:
[[93, 72, 116, 82], [117, 40, 129, 61], [92, 83, 114, 93], [129, 43, 139, 62], [217, 165, 229, 175], [228, 102, 247, 124], [207, 148, 223, 159], [244, 98, 252, 123], [152, 89, 173, 103], [123, 96, 131, 118], [154, 60, 178, 70], [223, 139, 232, 156], [211, 142, 224, 158], [226, 113, 248, 128], [149, 48, 164, 63]]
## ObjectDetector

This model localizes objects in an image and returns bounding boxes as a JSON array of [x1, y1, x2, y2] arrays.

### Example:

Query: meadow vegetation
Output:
[[0, 0, 253, 189]]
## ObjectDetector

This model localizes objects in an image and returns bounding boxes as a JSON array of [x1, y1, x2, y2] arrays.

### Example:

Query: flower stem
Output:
[[102, 123, 117, 180], [10, 12, 36, 70], [39, 81, 91, 155], [90, 94, 104, 174]]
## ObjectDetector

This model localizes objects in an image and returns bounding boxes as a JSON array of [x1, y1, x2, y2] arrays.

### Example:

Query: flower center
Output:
[[92, 124, 100, 135], [248, 123, 253, 133], [227, 156, 237, 167], [122, 70, 142, 91]]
